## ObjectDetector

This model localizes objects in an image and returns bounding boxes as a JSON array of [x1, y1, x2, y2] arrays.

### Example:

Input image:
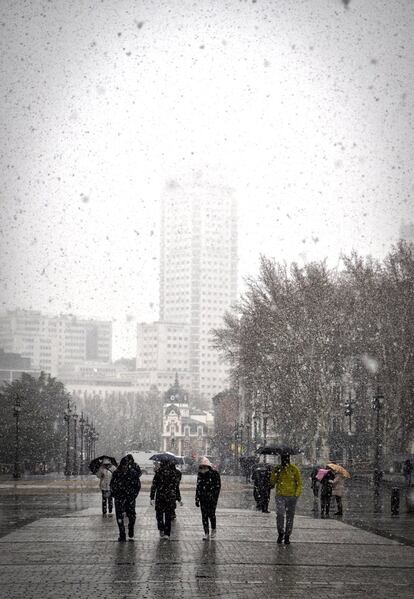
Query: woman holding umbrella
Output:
[[327, 463, 351, 516], [96, 459, 116, 516], [89, 455, 118, 517], [318, 466, 335, 518]]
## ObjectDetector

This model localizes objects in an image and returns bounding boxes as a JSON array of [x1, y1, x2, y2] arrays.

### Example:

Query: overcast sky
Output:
[[1, 0, 413, 357]]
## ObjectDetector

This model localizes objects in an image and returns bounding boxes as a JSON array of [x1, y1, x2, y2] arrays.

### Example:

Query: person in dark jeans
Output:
[[96, 460, 116, 515], [110, 456, 141, 542], [195, 457, 221, 540], [251, 464, 272, 513], [319, 468, 335, 518], [403, 460, 413, 486], [150, 462, 181, 540], [171, 465, 182, 520], [310, 466, 320, 512]]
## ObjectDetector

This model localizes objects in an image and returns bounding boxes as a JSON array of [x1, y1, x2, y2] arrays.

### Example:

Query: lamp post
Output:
[[234, 423, 239, 475], [344, 392, 353, 468], [88, 422, 94, 463], [373, 387, 384, 510], [84, 418, 90, 465], [90, 423, 98, 460], [262, 407, 270, 463], [13, 395, 22, 479], [253, 412, 258, 449], [72, 407, 78, 475], [64, 399, 72, 476], [79, 412, 85, 474], [239, 422, 244, 457]]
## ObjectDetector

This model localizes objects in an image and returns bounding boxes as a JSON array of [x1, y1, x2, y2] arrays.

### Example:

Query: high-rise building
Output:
[[0, 309, 112, 376], [137, 177, 238, 401]]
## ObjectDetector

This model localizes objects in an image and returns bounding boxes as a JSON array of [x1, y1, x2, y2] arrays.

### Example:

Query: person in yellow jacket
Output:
[[270, 452, 302, 545]]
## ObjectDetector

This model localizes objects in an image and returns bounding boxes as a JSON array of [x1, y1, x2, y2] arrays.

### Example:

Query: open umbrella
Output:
[[315, 468, 329, 481], [256, 445, 302, 456], [327, 463, 351, 478], [89, 455, 118, 474], [149, 452, 179, 464]]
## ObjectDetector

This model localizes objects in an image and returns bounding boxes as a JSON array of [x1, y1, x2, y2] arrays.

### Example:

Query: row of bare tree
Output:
[[213, 241, 414, 460]]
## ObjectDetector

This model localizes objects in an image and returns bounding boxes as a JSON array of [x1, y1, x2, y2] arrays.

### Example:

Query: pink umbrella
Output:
[[315, 468, 329, 481]]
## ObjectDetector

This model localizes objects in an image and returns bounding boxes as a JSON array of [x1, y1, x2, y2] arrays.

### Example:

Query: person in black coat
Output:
[[150, 462, 181, 539], [171, 466, 182, 520], [110, 456, 142, 542], [195, 457, 221, 540], [251, 464, 272, 513], [319, 467, 335, 518], [310, 465, 320, 512]]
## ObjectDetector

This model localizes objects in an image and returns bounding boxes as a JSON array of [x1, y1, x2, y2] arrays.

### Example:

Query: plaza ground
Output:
[[0, 476, 413, 598]]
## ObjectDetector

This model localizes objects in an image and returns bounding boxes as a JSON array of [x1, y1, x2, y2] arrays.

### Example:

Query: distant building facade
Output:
[[0, 309, 112, 376], [0, 348, 39, 383], [136, 321, 190, 372], [162, 376, 214, 456]]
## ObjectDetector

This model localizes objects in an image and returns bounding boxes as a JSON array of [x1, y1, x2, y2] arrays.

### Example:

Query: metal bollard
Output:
[[391, 487, 400, 515]]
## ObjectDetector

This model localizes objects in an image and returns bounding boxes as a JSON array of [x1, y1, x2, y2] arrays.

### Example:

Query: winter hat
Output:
[[199, 456, 212, 468]]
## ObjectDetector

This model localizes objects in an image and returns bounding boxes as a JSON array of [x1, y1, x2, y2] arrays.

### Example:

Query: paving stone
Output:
[[0, 484, 413, 598]]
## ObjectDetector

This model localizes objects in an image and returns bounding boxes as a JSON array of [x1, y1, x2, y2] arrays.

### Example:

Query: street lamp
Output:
[[252, 412, 259, 447], [64, 399, 72, 476], [239, 422, 244, 457], [234, 423, 240, 475], [13, 395, 22, 479], [89, 422, 98, 460], [79, 412, 85, 474], [344, 392, 354, 468], [72, 407, 78, 475], [84, 417, 90, 464], [373, 386, 384, 509], [262, 407, 270, 463], [93, 429, 99, 459]]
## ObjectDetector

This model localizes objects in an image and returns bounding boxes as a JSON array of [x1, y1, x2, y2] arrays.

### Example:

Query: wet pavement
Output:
[[0, 476, 413, 598], [0, 492, 413, 598], [1, 474, 413, 545]]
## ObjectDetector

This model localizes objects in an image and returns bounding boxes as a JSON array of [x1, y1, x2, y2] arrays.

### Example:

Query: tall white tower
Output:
[[159, 177, 238, 401]]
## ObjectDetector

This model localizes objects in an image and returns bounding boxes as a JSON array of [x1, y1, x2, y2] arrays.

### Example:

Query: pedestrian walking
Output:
[[332, 472, 345, 515], [150, 462, 182, 540], [319, 467, 335, 518], [96, 458, 116, 516], [310, 466, 320, 512], [171, 465, 182, 520], [251, 463, 272, 513], [403, 459, 413, 486], [110, 456, 142, 542], [270, 452, 302, 545], [195, 457, 221, 540]]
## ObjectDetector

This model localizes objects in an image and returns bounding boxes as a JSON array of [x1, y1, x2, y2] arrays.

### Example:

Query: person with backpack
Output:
[[270, 452, 302, 545], [251, 463, 272, 513], [195, 457, 221, 540], [96, 459, 116, 516], [110, 456, 142, 542]]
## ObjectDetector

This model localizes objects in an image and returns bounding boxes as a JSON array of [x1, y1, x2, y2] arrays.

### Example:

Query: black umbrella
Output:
[[256, 445, 302, 456], [149, 452, 179, 464], [89, 455, 118, 474]]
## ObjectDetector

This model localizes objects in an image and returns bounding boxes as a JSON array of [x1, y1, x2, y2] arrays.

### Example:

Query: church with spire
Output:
[[162, 374, 214, 457]]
